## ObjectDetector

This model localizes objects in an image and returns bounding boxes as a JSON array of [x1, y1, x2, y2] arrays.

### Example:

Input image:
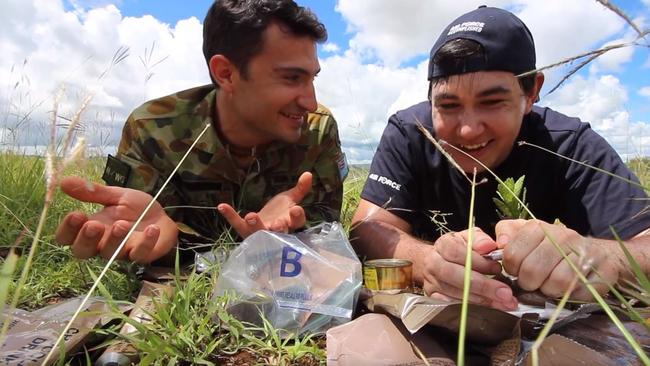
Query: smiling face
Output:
[[430, 71, 540, 173], [215, 21, 320, 147]]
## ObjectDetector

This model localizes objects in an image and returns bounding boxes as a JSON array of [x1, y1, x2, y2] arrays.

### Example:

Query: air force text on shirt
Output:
[[368, 173, 402, 191]]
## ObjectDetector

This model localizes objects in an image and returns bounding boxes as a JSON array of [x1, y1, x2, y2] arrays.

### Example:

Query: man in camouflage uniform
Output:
[[54, 0, 347, 264]]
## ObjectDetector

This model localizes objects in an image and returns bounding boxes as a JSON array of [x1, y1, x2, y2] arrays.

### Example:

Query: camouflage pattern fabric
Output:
[[105, 84, 347, 248]]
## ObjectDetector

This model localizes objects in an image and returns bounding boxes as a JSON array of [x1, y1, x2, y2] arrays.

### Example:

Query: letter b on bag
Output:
[[280, 246, 302, 277]]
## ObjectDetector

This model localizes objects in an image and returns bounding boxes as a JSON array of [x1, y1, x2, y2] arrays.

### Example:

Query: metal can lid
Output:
[[364, 258, 413, 268]]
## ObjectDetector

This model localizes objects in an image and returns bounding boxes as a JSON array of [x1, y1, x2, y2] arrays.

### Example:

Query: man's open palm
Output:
[[217, 172, 312, 238], [55, 177, 178, 263]]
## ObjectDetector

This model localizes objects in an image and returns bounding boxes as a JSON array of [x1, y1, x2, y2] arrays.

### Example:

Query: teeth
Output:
[[281, 112, 303, 120], [460, 141, 488, 150]]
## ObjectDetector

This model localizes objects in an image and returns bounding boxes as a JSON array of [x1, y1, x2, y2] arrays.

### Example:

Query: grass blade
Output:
[[530, 275, 579, 366], [612, 228, 650, 291], [0, 203, 51, 340], [0, 249, 19, 330], [519, 141, 649, 191], [606, 280, 648, 328], [457, 170, 477, 366]]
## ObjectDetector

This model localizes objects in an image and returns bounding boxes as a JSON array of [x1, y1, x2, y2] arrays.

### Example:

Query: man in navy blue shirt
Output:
[[352, 6, 650, 310]]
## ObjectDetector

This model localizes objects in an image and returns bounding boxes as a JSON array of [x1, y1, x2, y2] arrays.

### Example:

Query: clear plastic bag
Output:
[[213, 222, 362, 335]]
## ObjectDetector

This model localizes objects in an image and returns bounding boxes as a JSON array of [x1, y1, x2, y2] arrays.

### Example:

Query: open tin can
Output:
[[363, 259, 413, 294]]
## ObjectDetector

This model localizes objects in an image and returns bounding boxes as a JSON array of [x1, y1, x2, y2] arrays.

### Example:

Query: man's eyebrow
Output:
[[433, 93, 459, 102], [476, 86, 512, 97], [273, 66, 321, 76], [432, 85, 513, 102]]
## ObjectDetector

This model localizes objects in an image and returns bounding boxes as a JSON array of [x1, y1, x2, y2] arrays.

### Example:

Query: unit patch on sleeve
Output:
[[102, 154, 131, 187]]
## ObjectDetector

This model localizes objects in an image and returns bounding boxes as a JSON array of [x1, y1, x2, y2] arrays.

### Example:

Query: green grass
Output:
[[1, 151, 650, 364], [0, 153, 138, 309], [340, 166, 366, 232], [88, 262, 327, 365], [628, 157, 650, 187], [0, 152, 366, 364]]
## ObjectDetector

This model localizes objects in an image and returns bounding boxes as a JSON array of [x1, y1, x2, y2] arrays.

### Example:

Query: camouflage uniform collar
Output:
[[177, 86, 308, 182]]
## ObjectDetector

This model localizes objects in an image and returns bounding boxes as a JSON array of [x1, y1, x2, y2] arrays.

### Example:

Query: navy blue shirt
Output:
[[361, 102, 650, 241]]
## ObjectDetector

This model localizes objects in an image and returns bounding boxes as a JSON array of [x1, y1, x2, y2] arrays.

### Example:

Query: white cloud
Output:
[[640, 86, 650, 98], [322, 42, 340, 53], [542, 75, 650, 158], [0, 0, 209, 152], [517, 0, 625, 69], [335, 0, 625, 69], [542, 75, 627, 131], [336, 0, 510, 67], [316, 53, 428, 163], [333, 0, 629, 99], [67, 0, 124, 9]]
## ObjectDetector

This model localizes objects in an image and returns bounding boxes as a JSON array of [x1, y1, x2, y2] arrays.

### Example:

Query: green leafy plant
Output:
[[493, 175, 530, 219]]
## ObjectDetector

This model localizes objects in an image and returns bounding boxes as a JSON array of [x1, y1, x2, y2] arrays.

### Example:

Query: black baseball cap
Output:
[[427, 6, 536, 80]]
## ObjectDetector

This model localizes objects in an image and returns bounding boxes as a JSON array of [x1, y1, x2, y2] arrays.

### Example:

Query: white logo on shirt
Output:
[[369, 173, 402, 191], [448, 21, 485, 35]]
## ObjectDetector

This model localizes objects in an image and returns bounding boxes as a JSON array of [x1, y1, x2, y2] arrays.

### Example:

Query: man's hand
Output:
[[422, 228, 519, 310], [495, 219, 621, 300], [55, 177, 179, 263], [217, 171, 312, 238]]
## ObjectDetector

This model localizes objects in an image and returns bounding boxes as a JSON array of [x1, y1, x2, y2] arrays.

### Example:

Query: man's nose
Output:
[[297, 82, 318, 112], [457, 109, 485, 139]]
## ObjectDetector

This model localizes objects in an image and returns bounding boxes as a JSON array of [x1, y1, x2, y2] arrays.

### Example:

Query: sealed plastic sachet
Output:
[[213, 222, 362, 335]]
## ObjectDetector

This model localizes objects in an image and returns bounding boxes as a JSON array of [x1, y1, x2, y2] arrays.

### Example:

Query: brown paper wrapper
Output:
[[327, 313, 457, 366]]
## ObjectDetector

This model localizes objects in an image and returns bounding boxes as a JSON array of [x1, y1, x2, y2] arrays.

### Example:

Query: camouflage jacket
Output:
[[103, 85, 347, 247]]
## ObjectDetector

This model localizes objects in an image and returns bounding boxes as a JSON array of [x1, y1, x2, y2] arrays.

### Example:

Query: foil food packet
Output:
[[364, 292, 520, 343], [0, 297, 118, 365]]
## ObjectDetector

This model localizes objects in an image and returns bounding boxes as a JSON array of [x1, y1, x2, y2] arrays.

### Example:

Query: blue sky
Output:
[[62, 0, 352, 56], [3, 0, 650, 161]]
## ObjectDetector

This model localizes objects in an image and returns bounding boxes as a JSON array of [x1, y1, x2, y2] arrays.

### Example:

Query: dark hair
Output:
[[430, 38, 537, 97], [203, 0, 327, 87]]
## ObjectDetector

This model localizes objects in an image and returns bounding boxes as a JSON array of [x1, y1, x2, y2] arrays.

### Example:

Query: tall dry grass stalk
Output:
[[596, 0, 646, 38], [0, 45, 133, 350], [0, 90, 91, 345], [41, 122, 212, 365], [517, 0, 649, 95], [410, 341, 431, 366], [519, 141, 649, 191]]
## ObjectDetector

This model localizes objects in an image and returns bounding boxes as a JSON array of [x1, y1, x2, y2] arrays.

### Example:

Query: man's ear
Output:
[[524, 72, 545, 113], [209, 55, 236, 92]]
